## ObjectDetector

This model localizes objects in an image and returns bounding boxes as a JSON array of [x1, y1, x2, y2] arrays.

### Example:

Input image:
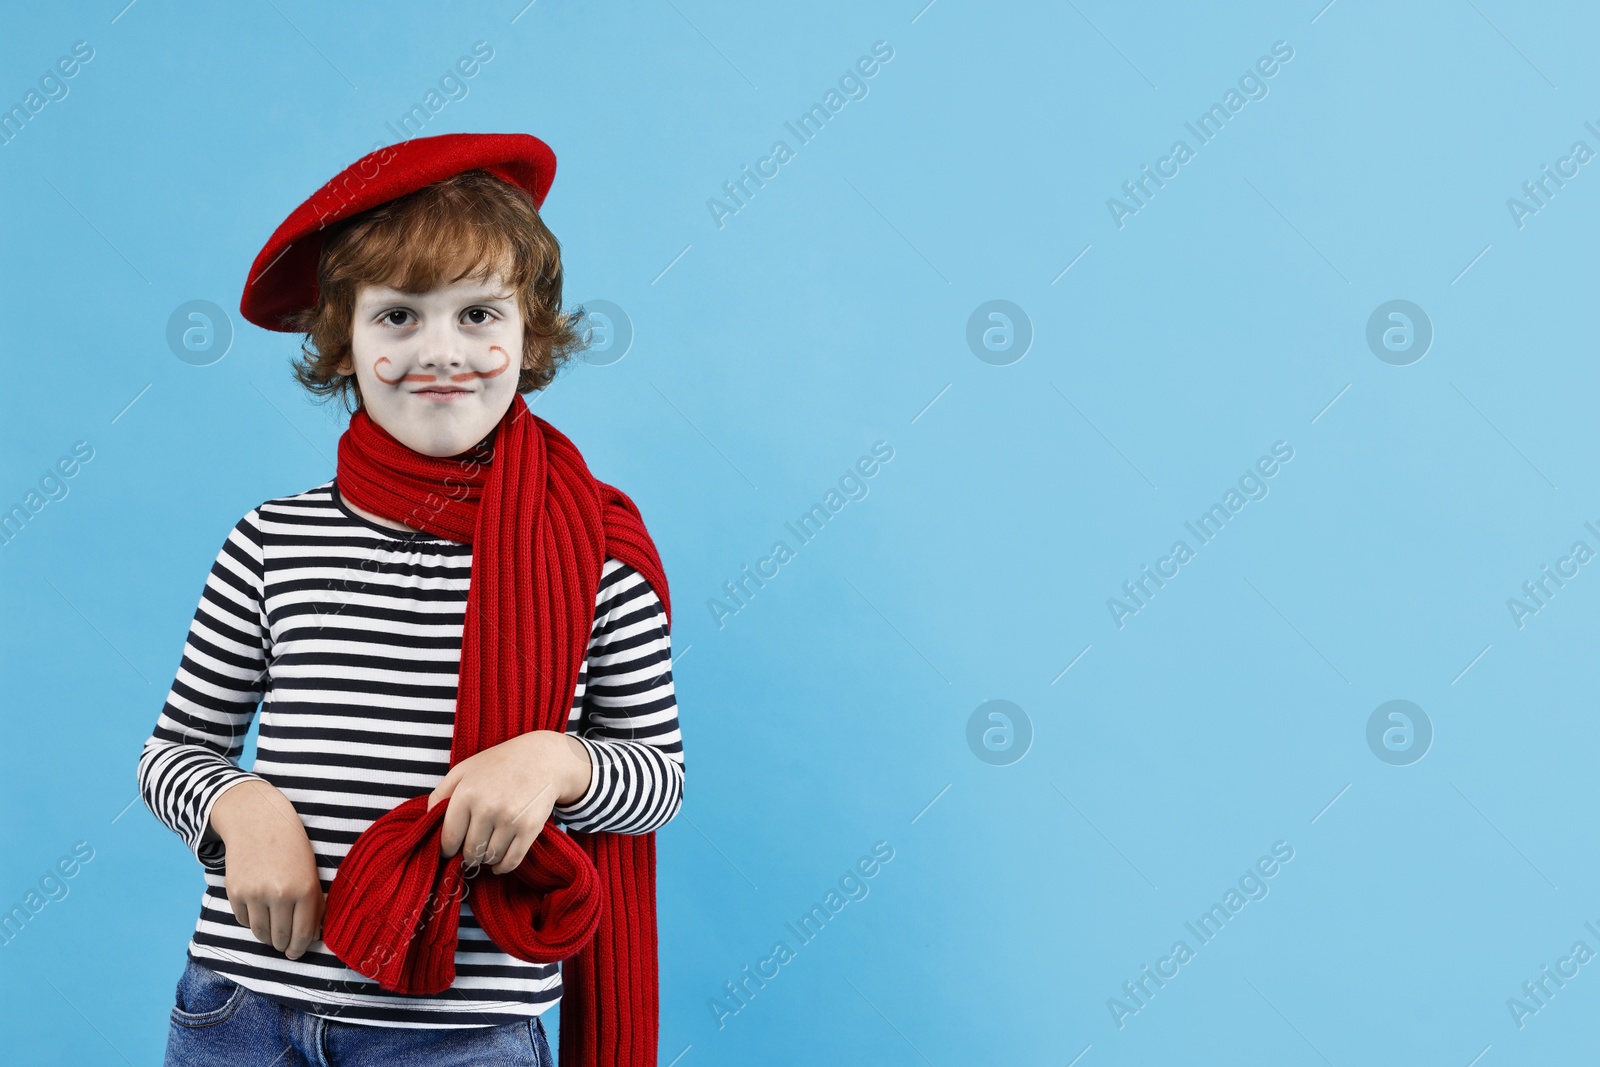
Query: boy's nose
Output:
[[416, 329, 467, 371]]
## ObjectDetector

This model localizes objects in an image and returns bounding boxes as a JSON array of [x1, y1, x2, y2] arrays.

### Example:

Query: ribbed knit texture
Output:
[[320, 391, 670, 1067]]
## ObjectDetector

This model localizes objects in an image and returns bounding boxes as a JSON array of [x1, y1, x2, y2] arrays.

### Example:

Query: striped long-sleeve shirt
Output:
[[136, 478, 683, 1028]]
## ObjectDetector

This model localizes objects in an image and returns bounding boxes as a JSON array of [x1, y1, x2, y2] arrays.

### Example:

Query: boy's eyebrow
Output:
[[357, 285, 517, 305]]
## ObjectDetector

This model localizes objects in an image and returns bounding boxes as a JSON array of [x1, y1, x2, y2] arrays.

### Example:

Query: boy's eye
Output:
[[375, 307, 496, 326]]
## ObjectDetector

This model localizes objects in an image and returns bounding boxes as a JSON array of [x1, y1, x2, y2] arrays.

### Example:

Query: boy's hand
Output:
[[209, 779, 325, 960], [426, 731, 591, 876]]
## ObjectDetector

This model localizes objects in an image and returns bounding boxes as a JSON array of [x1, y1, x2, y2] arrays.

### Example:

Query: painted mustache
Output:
[[374, 345, 512, 386]]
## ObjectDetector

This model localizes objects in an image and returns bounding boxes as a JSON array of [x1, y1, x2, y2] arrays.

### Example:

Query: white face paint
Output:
[[338, 271, 526, 458]]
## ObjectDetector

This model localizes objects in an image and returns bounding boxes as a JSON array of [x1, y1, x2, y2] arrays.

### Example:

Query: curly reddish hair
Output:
[[287, 168, 588, 413]]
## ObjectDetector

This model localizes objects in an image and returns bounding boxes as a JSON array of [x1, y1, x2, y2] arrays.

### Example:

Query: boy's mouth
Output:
[[414, 385, 472, 401]]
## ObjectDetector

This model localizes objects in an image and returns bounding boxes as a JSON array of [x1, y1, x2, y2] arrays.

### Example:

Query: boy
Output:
[[137, 133, 682, 1066]]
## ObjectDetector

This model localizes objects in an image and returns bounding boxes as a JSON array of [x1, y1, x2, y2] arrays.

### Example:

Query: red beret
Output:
[[240, 132, 557, 332]]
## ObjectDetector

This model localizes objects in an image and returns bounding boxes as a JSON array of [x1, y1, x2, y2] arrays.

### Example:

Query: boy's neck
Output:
[[342, 414, 499, 533], [345, 496, 424, 533]]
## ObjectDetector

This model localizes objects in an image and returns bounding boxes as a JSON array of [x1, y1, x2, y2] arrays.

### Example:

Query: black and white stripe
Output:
[[136, 479, 683, 1028]]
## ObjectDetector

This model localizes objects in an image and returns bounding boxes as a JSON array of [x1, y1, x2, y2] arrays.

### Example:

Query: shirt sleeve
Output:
[[136, 507, 271, 872], [553, 557, 685, 834]]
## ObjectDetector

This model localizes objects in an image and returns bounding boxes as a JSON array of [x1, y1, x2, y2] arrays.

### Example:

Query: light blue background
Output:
[[2, 1, 1596, 1063]]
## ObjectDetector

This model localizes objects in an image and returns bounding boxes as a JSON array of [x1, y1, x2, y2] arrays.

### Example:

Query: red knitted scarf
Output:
[[320, 391, 670, 1067]]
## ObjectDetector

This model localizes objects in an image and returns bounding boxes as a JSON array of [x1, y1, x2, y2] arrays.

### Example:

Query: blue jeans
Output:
[[164, 954, 554, 1066]]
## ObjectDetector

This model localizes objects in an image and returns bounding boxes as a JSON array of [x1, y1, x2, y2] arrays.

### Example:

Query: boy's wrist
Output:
[[206, 778, 258, 842], [208, 777, 282, 843], [556, 733, 592, 807]]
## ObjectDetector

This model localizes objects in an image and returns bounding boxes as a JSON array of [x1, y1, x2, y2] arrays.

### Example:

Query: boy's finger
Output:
[[482, 820, 522, 874], [462, 811, 501, 870], [426, 773, 455, 811], [287, 895, 319, 959], [492, 824, 539, 875], [437, 797, 468, 857], [248, 907, 273, 948], [270, 898, 295, 953]]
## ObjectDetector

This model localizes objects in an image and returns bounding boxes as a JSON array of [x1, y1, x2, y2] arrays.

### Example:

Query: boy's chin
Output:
[[366, 394, 513, 458], [380, 417, 499, 459]]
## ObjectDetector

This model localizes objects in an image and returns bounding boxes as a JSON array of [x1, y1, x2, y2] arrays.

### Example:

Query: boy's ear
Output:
[[334, 354, 354, 376]]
